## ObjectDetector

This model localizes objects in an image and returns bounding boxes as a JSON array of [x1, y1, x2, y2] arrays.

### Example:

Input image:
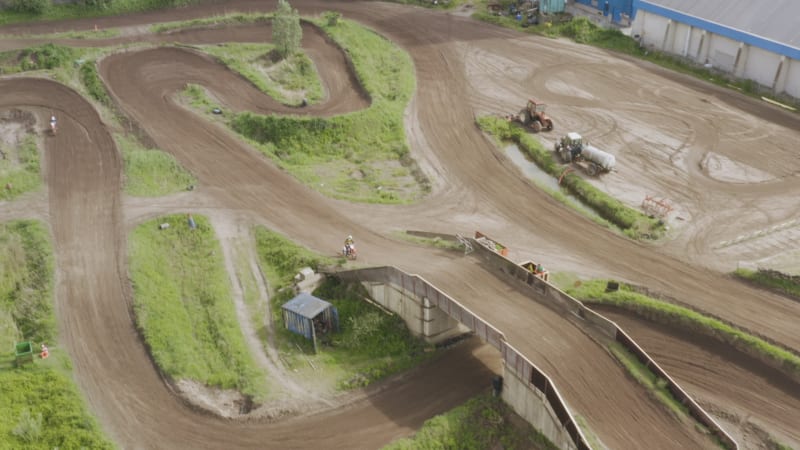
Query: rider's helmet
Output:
[[348, 235, 352, 240]]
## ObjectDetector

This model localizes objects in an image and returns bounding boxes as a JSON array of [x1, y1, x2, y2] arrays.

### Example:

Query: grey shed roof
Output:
[[282, 293, 331, 319], [639, 0, 800, 50]]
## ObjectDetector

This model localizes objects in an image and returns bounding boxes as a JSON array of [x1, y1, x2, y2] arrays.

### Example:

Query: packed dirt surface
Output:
[[1, 0, 800, 448]]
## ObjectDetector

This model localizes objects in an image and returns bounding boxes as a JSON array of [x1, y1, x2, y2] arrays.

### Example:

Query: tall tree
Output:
[[272, 0, 302, 60]]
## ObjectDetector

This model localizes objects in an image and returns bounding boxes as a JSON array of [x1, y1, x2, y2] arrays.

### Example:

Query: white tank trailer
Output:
[[555, 132, 615, 176]]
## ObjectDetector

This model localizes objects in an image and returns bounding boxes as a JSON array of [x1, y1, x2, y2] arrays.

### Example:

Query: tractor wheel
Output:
[[545, 120, 554, 131], [531, 120, 542, 132], [518, 109, 530, 125]]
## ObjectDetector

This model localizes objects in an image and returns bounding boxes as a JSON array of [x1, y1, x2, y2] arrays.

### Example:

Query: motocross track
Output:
[[1, 0, 800, 449]]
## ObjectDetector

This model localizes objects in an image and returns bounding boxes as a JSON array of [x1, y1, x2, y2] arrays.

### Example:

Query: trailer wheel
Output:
[[587, 162, 599, 176]]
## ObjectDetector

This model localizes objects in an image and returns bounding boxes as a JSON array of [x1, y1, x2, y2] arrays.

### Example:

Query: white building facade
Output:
[[631, 0, 800, 100]]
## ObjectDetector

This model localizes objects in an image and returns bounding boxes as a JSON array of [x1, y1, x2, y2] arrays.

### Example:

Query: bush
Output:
[[18, 44, 73, 71], [8, 0, 49, 15], [79, 61, 111, 106]]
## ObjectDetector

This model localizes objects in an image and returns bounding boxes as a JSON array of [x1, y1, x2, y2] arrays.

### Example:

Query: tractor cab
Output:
[[564, 132, 583, 148], [527, 99, 547, 114]]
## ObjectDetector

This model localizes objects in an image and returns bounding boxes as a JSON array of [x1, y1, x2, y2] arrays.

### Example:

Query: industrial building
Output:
[[630, 0, 800, 99], [567, 0, 799, 100]]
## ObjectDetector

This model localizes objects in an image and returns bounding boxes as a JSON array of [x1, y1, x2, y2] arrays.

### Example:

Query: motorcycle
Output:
[[342, 243, 357, 260], [49, 117, 57, 136]]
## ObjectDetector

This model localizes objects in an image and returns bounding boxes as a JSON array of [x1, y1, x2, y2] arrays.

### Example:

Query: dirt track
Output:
[[1, 1, 800, 448]]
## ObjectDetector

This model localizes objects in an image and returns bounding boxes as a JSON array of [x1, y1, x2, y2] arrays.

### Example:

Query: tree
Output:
[[272, 0, 302, 60]]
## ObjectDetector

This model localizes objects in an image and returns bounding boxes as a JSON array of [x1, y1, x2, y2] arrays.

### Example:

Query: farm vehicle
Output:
[[555, 132, 615, 176]]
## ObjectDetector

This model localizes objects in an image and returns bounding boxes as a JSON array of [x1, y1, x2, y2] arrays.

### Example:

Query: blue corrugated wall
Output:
[[573, 0, 634, 23]]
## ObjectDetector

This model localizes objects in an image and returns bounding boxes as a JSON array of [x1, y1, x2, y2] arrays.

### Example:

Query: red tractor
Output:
[[515, 99, 554, 133]]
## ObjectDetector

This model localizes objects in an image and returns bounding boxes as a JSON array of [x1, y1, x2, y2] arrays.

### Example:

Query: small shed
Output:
[[281, 293, 339, 352]]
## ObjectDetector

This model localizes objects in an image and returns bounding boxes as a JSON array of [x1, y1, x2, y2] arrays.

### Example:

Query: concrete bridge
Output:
[[333, 233, 738, 450]]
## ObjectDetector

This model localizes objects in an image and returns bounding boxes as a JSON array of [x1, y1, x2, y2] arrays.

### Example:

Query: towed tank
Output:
[[580, 144, 615, 171]]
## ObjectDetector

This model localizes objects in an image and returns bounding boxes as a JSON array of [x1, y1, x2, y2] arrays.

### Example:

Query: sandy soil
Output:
[[1, 1, 799, 449]]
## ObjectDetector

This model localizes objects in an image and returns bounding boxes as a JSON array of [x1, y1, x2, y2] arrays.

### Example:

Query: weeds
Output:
[[384, 392, 558, 449], [116, 134, 196, 197], [253, 228, 429, 390], [201, 42, 323, 106], [0, 135, 41, 201], [79, 61, 112, 106], [128, 214, 266, 400], [230, 16, 423, 204], [733, 268, 800, 300]]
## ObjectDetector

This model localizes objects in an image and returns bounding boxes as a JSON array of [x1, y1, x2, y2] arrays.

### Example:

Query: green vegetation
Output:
[[0, 220, 112, 448], [231, 16, 425, 204], [79, 61, 112, 107], [0, 43, 75, 74], [117, 134, 196, 197], [272, 0, 302, 60], [384, 392, 558, 450], [734, 268, 800, 300], [201, 43, 323, 106], [393, 231, 464, 252], [0, 357, 114, 449], [254, 228, 430, 390], [0, 0, 201, 26], [0, 221, 53, 351], [471, 12, 799, 110], [563, 279, 800, 379], [128, 214, 266, 400], [608, 342, 689, 418], [478, 116, 663, 239], [0, 135, 41, 201], [150, 12, 267, 34]]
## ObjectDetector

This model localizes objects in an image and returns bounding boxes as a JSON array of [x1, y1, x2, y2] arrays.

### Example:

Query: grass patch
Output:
[[607, 342, 689, 419], [0, 43, 75, 74], [0, 0, 201, 26], [79, 60, 112, 107], [563, 279, 800, 380], [0, 353, 114, 449], [477, 116, 663, 239], [733, 268, 800, 300], [253, 227, 430, 390], [150, 12, 267, 34], [200, 42, 323, 106], [0, 135, 41, 201], [0, 220, 54, 349], [392, 231, 464, 252], [230, 16, 425, 204], [384, 392, 558, 450], [128, 214, 266, 400], [0, 220, 112, 448], [116, 134, 196, 197]]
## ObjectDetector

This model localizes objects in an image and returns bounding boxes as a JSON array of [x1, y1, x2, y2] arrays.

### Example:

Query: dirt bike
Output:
[[49, 119, 57, 136], [341, 244, 357, 260]]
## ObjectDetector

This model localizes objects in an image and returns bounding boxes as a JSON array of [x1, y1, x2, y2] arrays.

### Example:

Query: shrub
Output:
[[79, 61, 111, 106], [18, 44, 73, 71], [8, 0, 49, 15]]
